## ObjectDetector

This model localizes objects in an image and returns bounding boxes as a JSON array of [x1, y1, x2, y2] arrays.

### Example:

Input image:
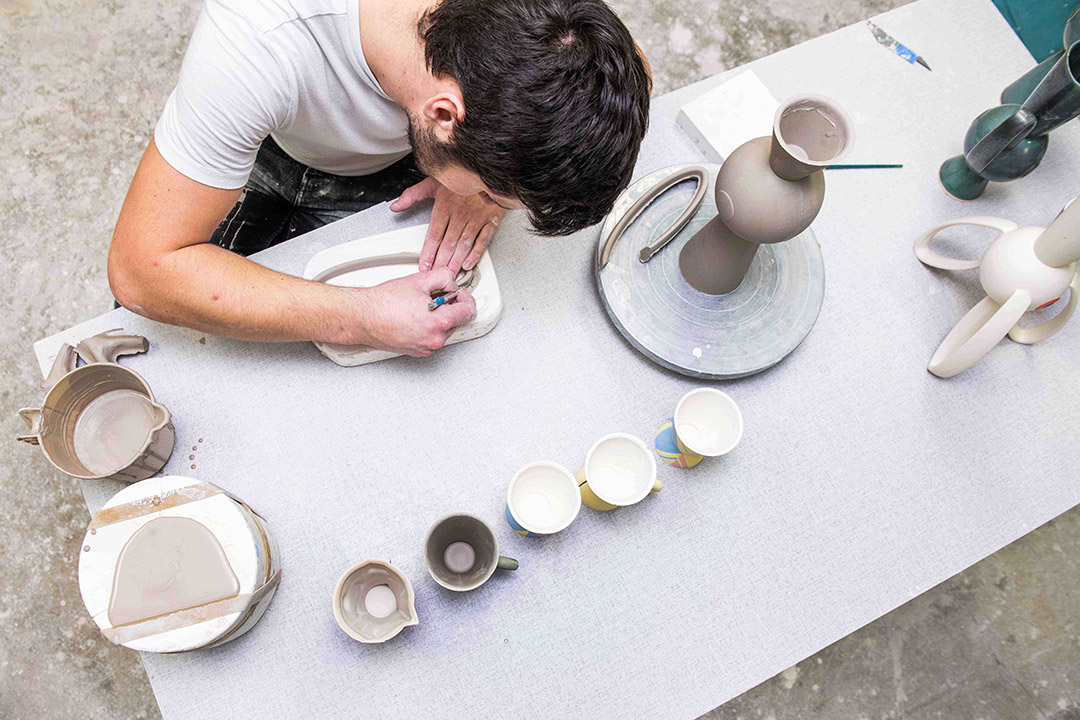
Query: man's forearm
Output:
[[110, 241, 369, 344]]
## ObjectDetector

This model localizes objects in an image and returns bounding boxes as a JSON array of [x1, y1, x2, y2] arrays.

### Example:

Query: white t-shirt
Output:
[[154, 0, 412, 189]]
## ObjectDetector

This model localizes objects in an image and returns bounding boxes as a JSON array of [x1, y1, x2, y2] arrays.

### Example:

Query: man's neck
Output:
[[358, 0, 439, 111]]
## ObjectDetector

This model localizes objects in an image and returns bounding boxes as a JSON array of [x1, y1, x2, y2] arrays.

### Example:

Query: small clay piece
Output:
[[679, 94, 855, 295], [597, 166, 709, 268], [40, 344, 77, 392], [76, 329, 149, 365]]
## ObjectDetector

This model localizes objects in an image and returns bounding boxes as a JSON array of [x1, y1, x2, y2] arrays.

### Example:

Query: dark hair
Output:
[[419, 0, 650, 236]]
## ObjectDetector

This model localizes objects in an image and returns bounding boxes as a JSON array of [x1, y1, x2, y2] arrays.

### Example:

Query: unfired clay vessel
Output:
[[333, 560, 418, 644], [17, 330, 174, 482], [679, 94, 855, 295]]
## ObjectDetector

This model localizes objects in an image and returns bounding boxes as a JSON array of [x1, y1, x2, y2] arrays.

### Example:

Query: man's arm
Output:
[[108, 140, 475, 356]]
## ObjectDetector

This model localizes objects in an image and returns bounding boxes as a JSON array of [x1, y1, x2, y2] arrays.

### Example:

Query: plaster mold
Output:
[[303, 224, 503, 366], [78, 476, 281, 653]]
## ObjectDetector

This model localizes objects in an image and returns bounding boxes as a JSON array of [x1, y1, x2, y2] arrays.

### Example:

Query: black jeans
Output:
[[211, 136, 425, 256]]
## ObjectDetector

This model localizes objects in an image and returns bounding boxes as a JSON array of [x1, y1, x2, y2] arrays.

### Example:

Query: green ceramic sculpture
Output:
[[940, 7, 1080, 200]]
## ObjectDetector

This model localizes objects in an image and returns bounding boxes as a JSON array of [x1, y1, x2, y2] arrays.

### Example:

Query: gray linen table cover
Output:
[[33, 0, 1080, 717]]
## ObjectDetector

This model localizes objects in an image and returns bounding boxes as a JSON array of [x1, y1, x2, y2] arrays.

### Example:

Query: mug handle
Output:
[[914, 217, 1018, 271], [497, 556, 519, 571]]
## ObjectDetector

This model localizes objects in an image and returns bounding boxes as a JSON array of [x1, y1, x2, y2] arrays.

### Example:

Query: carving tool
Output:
[[428, 289, 461, 310], [867, 20, 931, 71]]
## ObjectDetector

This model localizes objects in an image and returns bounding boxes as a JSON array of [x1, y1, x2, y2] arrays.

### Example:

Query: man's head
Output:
[[411, 0, 651, 236]]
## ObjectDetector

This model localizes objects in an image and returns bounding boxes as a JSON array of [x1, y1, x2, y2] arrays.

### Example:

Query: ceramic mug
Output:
[[505, 461, 582, 537], [576, 433, 661, 512], [655, 388, 743, 468], [424, 514, 518, 592]]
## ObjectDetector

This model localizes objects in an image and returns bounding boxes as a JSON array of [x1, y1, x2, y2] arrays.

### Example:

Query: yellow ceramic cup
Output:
[[577, 433, 662, 512]]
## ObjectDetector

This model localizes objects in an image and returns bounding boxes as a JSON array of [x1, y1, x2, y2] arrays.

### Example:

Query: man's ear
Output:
[[421, 92, 465, 143]]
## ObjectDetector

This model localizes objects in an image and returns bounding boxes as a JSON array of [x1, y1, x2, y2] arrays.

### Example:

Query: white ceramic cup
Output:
[[674, 389, 744, 458], [505, 462, 582, 537], [577, 433, 661, 512]]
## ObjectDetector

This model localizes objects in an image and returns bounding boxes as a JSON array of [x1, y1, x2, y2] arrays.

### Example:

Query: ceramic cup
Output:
[[576, 433, 661, 512], [424, 514, 518, 592], [655, 388, 743, 468], [333, 559, 419, 644], [505, 461, 582, 537]]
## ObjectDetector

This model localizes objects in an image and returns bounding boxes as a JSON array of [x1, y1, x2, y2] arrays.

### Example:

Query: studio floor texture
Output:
[[1, 0, 1077, 718]]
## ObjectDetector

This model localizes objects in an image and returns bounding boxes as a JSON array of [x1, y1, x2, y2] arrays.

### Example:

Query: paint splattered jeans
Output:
[[210, 135, 425, 256]]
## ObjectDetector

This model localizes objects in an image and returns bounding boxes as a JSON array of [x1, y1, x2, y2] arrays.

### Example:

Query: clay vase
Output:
[[679, 94, 856, 295]]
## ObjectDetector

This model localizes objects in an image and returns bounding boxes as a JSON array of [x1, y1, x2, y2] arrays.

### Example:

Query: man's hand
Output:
[[390, 177, 505, 275], [348, 267, 477, 357]]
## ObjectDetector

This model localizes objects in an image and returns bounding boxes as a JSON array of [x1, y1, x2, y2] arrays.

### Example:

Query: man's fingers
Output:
[[390, 177, 437, 212], [462, 222, 496, 271], [418, 266, 459, 295], [437, 290, 477, 331], [421, 203, 450, 270], [449, 224, 477, 274], [435, 217, 465, 269]]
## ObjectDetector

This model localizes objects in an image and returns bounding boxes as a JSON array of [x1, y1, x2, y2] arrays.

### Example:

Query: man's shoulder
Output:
[[206, 0, 347, 36]]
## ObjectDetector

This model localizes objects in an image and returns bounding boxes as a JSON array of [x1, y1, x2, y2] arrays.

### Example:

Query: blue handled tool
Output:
[[867, 20, 931, 71], [428, 289, 461, 311]]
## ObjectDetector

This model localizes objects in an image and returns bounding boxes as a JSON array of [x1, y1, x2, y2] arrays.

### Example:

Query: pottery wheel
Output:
[[595, 163, 825, 379]]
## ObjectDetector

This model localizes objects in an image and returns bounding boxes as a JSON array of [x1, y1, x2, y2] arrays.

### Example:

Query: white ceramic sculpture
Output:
[[915, 197, 1080, 377]]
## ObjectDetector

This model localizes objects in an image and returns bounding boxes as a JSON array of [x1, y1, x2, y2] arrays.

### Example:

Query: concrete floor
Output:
[[1, 0, 1077, 718]]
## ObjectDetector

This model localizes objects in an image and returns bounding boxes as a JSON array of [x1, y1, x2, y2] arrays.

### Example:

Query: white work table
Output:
[[34, 0, 1080, 717]]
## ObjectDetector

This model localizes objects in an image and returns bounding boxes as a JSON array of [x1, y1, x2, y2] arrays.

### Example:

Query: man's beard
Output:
[[407, 114, 459, 176]]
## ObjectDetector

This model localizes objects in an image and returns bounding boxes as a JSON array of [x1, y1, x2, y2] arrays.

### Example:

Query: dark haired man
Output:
[[108, 0, 651, 357]]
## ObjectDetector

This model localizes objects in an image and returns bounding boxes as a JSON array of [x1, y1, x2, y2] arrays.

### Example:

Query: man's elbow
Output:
[[107, 242, 152, 315]]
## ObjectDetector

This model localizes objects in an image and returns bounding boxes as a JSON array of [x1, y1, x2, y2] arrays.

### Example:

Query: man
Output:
[[108, 0, 651, 357]]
